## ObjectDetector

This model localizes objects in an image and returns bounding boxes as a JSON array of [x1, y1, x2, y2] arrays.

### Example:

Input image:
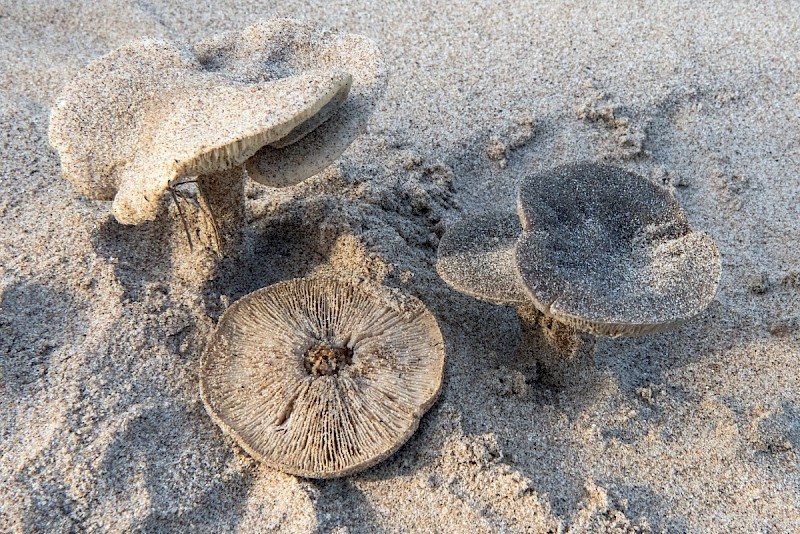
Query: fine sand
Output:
[[1, 1, 799, 532]]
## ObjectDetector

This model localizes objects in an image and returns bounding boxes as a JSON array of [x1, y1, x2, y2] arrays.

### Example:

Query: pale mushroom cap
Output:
[[515, 163, 721, 336], [200, 277, 445, 478], [49, 39, 190, 201], [49, 35, 351, 224], [436, 212, 529, 305], [220, 19, 387, 187]]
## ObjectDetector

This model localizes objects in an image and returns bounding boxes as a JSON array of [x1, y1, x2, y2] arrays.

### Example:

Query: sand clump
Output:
[[575, 87, 648, 161], [485, 109, 536, 169], [567, 481, 650, 533], [438, 432, 561, 531]]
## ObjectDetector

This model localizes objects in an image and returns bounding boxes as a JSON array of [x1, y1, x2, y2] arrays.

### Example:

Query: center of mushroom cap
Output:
[[304, 344, 353, 377]]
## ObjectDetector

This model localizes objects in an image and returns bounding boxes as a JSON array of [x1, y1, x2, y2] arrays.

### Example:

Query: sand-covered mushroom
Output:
[[438, 162, 721, 342], [199, 277, 445, 478], [436, 212, 529, 306], [48, 19, 385, 255], [516, 163, 721, 336]]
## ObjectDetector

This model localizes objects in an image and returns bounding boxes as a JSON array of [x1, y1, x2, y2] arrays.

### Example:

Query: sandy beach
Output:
[[1, 1, 799, 531]]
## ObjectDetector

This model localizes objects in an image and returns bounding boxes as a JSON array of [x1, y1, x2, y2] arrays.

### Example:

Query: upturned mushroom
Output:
[[437, 163, 721, 367], [48, 19, 385, 256], [200, 277, 445, 478]]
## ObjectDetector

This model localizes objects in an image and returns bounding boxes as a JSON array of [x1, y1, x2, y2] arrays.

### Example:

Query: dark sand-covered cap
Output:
[[200, 277, 444, 478], [48, 36, 351, 225], [436, 212, 529, 305], [515, 163, 721, 336]]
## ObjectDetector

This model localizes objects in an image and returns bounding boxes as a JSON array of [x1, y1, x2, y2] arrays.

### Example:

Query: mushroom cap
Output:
[[515, 163, 721, 336], [232, 19, 387, 187], [436, 212, 529, 305], [49, 37, 351, 225], [199, 277, 445, 478]]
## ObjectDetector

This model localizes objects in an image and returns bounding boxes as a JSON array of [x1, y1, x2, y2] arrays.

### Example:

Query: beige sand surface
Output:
[[1, 1, 798, 532]]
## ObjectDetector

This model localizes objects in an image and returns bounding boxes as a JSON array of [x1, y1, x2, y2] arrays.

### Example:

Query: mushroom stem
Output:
[[516, 303, 595, 387], [196, 166, 246, 257]]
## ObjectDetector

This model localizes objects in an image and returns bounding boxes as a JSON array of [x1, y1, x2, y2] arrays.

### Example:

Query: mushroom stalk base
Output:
[[196, 167, 246, 257], [516, 304, 595, 387]]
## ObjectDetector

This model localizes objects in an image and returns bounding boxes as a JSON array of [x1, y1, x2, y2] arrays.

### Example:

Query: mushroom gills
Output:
[[199, 277, 445, 478], [269, 75, 352, 149]]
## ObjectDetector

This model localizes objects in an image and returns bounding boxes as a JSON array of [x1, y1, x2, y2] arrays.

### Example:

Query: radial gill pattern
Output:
[[200, 277, 445, 478]]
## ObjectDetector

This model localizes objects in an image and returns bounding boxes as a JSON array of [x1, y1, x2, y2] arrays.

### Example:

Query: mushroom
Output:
[[199, 277, 445, 478], [48, 19, 385, 256], [437, 163, 721, 373]]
